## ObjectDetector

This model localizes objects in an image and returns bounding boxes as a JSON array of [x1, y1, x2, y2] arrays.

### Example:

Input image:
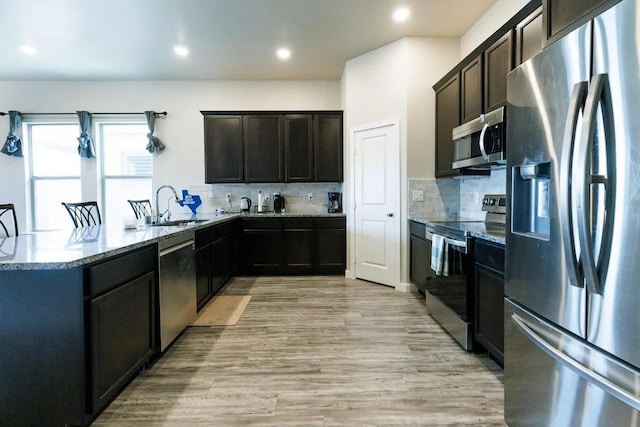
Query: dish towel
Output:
[[430, 234, 449, 276]]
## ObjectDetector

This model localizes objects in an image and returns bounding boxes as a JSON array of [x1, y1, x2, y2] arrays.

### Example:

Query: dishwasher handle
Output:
[[159, 239, 194, 257]]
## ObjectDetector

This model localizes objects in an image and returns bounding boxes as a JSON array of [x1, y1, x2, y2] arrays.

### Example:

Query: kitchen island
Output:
[[0, 212, 345, 426]]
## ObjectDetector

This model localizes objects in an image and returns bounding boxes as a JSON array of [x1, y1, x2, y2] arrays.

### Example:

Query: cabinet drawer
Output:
[[89, 245, 156, 297], [316, 217, 345, 229], [210, 223, 225, 241], [242, 218, 282, 229], [474, 239, 505, 273], [410, 221, 426, 238], [195, 227, 211, 249], [283, 217, 315, 229]]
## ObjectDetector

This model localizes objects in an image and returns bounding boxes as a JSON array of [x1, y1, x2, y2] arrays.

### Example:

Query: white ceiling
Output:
[[2, 0, 497, 81]]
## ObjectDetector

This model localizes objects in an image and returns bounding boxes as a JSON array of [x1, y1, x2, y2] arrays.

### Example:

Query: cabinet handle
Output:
[[387, 213, 394, 217]]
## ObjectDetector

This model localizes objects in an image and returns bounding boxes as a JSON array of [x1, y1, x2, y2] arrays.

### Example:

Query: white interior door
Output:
[[354, 122, 399, 287]]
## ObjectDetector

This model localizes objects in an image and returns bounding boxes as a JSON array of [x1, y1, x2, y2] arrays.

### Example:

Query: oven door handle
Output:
[[425, 230, 467, 250]]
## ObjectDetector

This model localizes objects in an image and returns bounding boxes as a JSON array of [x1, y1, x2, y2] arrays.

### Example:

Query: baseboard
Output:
[[395, 282, 413, 292], [345, 270, 355, 279]]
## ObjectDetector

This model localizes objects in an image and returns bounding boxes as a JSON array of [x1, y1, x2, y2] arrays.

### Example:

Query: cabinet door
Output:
[[314, 114, 343, 182], [283, 218, 315, 274], [435, 74, 460, 177], [544, 0, 612, 41], [241, 229, 283, 274], [461, 55, 483, 124], [315, 218, 346, 274], [475, 265, 505, 365], [285, 114, 314, 182], [211, 238, 225, 295], [284, 229, 315, 274], [204, 115, 244, 183], [244, 115, 283, 182], [515, 7, 543, 66], [90, 272, 155, 412], [195, 245, 211, 310], [484, 31, 513, 112], [410, 235, 428, 291]]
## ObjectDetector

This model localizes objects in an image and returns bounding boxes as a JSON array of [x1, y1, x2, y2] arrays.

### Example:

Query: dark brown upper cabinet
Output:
[[204, 115, 244, 183], [515, 6, 543, 66], [314, 113, 343, 182], [285, 114, 314, 182], [435, 74, 461, 178], [243, 115, 284, 183], [203, 111, 343, 183], [484, 30, 514, 112], [544, 0, 616, 43], [461, 55, 483, 124]]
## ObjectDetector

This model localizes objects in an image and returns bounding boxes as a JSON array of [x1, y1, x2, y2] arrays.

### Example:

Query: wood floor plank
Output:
[[94, 276, 504, 426]]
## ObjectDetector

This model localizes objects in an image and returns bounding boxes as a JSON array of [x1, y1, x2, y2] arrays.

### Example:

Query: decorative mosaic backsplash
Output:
[[186, 183, 343, 215]]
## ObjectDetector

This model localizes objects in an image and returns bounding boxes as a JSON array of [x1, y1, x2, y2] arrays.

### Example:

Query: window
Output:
[[25, 119, 153, 231], [99, 123, 152, 226], [27, 123, 81, 231]]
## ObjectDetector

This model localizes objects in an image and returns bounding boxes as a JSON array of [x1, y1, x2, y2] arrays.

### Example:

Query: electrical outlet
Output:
[[412, 190, 424, 202], [308, 193, 313, 201]]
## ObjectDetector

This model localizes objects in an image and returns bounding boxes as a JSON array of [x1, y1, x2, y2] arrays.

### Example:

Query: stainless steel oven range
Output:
[[422, 194, 506, 350]]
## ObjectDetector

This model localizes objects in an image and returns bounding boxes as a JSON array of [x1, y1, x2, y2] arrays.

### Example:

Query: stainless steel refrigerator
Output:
[[505, 0, 640, 424]]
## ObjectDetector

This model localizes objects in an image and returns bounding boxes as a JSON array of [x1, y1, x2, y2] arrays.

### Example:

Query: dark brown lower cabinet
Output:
[[284, 218, 315, 274], [409, 221, 428, 291], [474, 239, 505, 366], [315, 218, 346, 274], [195, 236, 211, 310], [196, 220, 240, 311], [241, 228, 283, 275], [90, 271, 155, 411], [240, 216, 345, 275]]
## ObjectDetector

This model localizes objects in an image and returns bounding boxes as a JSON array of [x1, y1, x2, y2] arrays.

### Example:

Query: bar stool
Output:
[[0, 203, 18, 237], [61, 201, 102, 227], [127, 199, 152, 220]]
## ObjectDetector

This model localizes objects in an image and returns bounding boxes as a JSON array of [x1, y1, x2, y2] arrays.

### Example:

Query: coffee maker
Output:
[[328, 192, 342, 213], [273, 193, 285, 213]]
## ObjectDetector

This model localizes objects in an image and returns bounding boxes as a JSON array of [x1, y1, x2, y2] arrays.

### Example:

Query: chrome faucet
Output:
[[155, 185, 180, 223]]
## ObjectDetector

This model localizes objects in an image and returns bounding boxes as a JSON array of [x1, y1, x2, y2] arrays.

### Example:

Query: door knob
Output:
[[387, 213, 394, 217]]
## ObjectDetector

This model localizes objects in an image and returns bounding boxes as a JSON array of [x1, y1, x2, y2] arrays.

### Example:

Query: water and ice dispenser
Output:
[[512, 162, 551, 238]]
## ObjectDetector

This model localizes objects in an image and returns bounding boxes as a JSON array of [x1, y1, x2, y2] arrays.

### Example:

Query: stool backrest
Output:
[[61, 201, 102, 227], [127, 199, 152, 220], [0, 203, 18, 237]]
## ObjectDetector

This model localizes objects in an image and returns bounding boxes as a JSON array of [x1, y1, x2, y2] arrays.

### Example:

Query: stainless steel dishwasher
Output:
[[158, 232, 196, 351]]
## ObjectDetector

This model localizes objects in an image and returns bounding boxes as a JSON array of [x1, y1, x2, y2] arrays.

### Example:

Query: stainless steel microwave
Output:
[[452, 106, 506, 170]]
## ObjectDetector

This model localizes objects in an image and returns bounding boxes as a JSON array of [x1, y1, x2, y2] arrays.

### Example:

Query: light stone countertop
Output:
[[408, 216, 505, 246], [0, 212, 346, 271]]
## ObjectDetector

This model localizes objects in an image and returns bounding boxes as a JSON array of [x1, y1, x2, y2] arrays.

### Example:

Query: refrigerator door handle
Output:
[[511, 313, 640, 412], [560, 81, 588, 288], [575, 74, 616, 295]]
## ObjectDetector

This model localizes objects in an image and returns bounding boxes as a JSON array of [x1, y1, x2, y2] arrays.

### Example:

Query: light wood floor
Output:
[[94, 276, 505, 426]]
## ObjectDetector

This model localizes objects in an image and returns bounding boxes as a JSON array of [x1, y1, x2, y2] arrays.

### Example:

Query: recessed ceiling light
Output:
[[392, 7, 411, 22], [173, 45, 189, 57], [20, 45, 37, 55], [276, 48, 291, 60]]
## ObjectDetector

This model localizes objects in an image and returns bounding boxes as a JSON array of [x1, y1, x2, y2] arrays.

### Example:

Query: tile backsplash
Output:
[[458, 168, 507, 219], [408, 168, 507, 220], [408, 178, 459, 218], [185, 183, 342, 215]]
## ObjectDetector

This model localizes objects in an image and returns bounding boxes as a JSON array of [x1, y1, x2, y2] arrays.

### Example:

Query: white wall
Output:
[[0, 80, 340, 230], [460, 0, 531, 58], [342, 37, 460, 287], [406, 37, 460, 179]]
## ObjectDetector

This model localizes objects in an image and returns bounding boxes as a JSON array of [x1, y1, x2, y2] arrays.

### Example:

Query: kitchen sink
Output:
[[151, 219, 208, 227]]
